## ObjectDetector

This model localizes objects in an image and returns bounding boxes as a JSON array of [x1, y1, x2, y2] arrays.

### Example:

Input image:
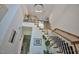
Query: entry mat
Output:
[[33, 38, 42, 46]]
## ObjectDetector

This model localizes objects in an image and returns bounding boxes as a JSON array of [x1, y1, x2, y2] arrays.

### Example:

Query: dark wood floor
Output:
[[21, 35, 31, 54]]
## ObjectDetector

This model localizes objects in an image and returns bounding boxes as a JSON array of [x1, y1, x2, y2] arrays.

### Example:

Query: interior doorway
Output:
[[21, 27, 32, 54], [21, 35, 31, 54]]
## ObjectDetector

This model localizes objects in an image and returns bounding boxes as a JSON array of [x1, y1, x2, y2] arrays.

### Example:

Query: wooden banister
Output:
[[52, 28, 79, 44], [49, 28, 79, 53]]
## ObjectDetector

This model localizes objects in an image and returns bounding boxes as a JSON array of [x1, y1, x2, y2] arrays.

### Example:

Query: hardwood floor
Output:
[[21, 35, 31, 54]]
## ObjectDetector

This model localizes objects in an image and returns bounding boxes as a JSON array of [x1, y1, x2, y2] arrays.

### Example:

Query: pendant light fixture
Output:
[[34, 4, 44, 13]]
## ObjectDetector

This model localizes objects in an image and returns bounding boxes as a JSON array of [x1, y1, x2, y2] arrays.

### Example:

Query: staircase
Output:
[[24, 15, 78, 54], [33, 19, 61, 54]]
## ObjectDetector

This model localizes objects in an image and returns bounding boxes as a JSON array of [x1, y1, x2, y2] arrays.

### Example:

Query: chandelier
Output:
[[34, 4, 44, 13]]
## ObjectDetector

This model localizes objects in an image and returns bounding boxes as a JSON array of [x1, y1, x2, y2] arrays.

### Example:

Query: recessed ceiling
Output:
[[25, 4, 54, 21], [25, 4, 70, 21]]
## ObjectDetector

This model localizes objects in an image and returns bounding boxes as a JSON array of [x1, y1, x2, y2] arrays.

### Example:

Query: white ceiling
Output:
[[25, 4, 70, 21], [25, 4, 54, 21], [25, 4, 73, 22]]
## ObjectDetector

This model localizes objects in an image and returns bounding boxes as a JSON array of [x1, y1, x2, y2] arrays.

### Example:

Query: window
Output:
[[39, 21, 44, 29], [9, 30, 16, 43]]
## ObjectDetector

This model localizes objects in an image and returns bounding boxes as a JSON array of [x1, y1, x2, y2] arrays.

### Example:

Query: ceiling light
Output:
[[35, 10, 43, 13], [34, 4, 44, 13]]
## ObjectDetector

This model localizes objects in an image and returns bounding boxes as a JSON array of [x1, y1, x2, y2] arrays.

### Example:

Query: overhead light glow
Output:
[[34, 4, 44, 13], [35, 10, 43, 13]]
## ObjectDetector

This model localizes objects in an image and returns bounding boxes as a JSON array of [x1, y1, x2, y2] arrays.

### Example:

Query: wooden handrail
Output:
[[50, 28, 79, 44]]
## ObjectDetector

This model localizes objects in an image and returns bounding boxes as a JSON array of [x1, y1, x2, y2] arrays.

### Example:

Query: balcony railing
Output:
[[49, 28, 79, 54]]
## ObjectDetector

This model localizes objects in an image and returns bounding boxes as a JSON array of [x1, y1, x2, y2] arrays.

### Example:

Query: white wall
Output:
[[0, 5, 8, 22], [0, 5, 18, 45], [0, 5, 28, 54], [49, 4, 79, 36], [22, 27, 32, 35]]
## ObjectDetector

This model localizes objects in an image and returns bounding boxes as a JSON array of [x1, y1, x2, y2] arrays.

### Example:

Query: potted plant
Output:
[[42, 35, 47, 40], [44, 40, 50, 53], [45, 40, 50, 46], [43, 50, 49, 54]]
